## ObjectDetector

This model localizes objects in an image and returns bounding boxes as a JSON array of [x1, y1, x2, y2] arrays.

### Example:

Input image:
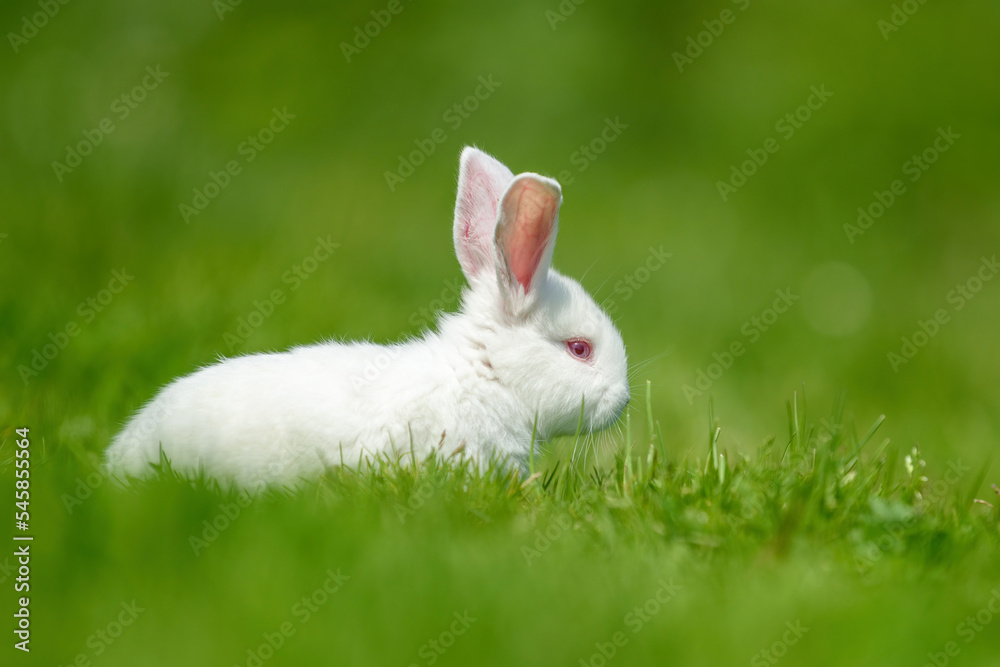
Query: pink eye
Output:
[[566, 338, 593, 361]]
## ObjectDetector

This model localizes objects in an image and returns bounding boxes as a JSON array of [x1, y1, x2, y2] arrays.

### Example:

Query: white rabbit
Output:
[[105, 147, 629, 490]]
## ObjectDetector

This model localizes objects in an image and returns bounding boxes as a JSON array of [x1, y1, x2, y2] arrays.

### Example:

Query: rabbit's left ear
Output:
[[453, 147, 514, 283], [494, 173, 562, 307]]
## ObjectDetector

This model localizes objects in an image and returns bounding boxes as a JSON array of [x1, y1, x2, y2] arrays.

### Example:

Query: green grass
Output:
[[4, 385, 998, 666]]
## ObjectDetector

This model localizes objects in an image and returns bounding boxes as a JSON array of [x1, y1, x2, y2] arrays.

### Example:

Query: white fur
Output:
[[105, 147, 629, 490]]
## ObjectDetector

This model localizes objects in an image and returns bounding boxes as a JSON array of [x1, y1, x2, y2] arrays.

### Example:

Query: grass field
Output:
[[5, 391, 1000, 666], [3, 0, 1000, 665]]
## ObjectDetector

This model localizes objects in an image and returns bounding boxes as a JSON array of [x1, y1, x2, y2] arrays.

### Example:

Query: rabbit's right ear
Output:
[[453, 147, 514, 282], [493, 174, 561, 313]]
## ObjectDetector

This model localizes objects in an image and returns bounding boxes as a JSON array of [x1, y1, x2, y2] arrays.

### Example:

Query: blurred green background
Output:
[[2, 0, 999, 665]]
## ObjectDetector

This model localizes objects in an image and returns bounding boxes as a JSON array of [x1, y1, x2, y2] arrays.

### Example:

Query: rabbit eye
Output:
[[566, 338, 593, 361]]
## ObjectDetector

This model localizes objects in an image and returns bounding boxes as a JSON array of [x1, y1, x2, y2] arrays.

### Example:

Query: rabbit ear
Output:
[[494, 173, 562, 305], [453, 147, 514, 282]]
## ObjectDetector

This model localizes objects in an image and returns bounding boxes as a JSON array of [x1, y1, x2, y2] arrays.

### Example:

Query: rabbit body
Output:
[[108, 322, 529, 489]]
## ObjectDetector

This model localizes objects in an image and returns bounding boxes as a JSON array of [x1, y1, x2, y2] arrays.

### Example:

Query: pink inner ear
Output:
[[456, 161, 505, 277], [506, 182, 557, 290]]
